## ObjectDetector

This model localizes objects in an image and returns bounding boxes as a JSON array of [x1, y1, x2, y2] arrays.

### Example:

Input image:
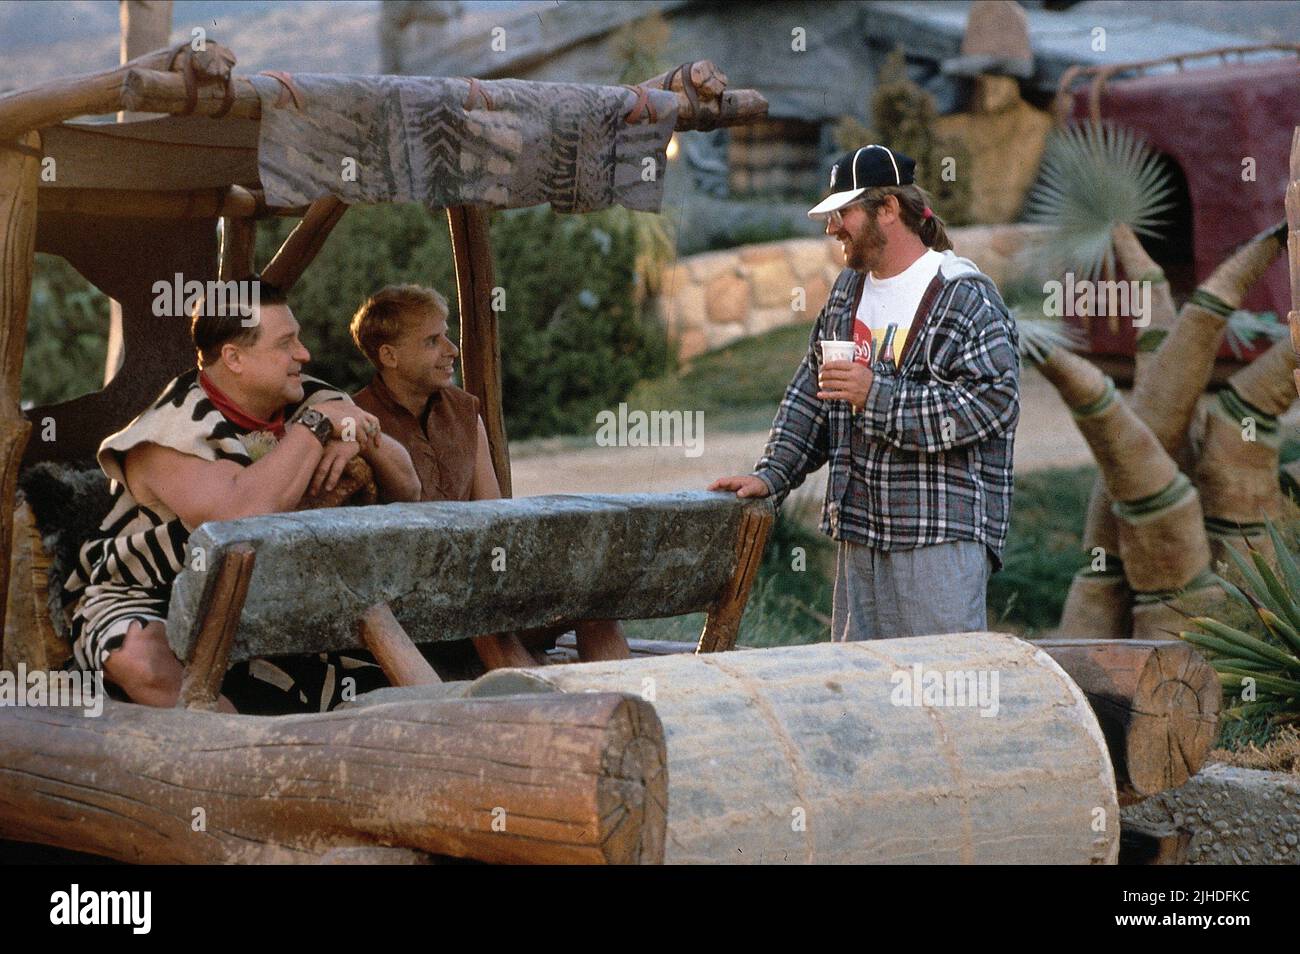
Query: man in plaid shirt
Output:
[[711, 146, 1020, 640]]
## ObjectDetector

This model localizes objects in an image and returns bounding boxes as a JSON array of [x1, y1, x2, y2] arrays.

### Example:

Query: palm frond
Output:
[[1024, 121, 1176, 280], [1223, 310, 1285, 360], [1012, 309, 1085, 364]]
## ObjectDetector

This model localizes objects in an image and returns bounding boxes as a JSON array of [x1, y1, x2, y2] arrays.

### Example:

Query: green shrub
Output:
[[702, 220, 803, 252], [257, 203, 669, 440], [22, 254, 109, 407], [988, 465, 1095, 632], [1178, 524, 1300, 726], [834, 47, 972, 226]]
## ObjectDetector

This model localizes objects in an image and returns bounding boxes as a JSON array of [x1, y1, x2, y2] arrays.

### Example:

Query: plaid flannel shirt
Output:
[[753, 252, 1020, 568]]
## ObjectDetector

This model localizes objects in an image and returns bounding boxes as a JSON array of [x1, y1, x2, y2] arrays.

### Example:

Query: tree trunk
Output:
[[0, 130, 39, 656]]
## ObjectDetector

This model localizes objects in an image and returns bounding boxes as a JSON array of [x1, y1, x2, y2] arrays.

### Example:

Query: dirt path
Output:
[[511, 366, 1094, 500]]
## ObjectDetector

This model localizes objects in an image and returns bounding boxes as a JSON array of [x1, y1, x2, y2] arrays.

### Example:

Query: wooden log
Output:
[[219, 216, 257, 280], [318, 846, 434, 864], [473, 636, 1121, 864], [177, 545, 254, 711], [1035, 639, 1219, 800], [0, 131, 39, 653], [359, 602, 441, 686], [260, 195, 348, 290], [108, 2, 175, 384], [37, 185, 265, 219], [1119, 818, 1192, 865], [637, 61, 728, 103], [0, 690, 666, 865], [697, 504, 773, 653], [122, 66, 766, 133], [472, 633, 540, 670], [0, 42, 236, 141], [2, 501, 68, 672], [446, 206, 511, 497]]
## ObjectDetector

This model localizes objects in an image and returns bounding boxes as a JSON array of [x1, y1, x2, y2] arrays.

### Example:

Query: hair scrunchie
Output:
[[922, 207, 934, 220]]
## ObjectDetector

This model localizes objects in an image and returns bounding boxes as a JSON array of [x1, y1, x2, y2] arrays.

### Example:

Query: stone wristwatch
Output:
[[294, 407, 333, 447]]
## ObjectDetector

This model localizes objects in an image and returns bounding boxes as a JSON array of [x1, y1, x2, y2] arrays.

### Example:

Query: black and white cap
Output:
[[807, 145, 917, 219]]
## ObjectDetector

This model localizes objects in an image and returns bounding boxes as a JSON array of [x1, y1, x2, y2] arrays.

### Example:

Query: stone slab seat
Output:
[[166, 490, 775, 668]]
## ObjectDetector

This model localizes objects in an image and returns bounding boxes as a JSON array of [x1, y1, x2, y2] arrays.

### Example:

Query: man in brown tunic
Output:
[[351, 285, 628, 666]]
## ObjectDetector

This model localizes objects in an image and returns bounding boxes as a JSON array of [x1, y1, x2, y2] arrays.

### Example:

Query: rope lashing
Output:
[[621, 84, 657, 125], [460, 77, 495, 111], [258, 71, 306, 111]]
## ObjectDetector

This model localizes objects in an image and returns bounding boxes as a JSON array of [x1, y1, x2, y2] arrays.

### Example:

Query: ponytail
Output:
[[864, 184, 953, 252]]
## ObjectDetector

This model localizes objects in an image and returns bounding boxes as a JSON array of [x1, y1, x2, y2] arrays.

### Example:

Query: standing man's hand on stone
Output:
[[709, 475, 770, 498], [818, 360, 873, 412]]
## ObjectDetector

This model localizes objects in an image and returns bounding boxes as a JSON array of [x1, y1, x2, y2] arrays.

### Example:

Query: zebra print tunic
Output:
[[65, 368, 347, 674]]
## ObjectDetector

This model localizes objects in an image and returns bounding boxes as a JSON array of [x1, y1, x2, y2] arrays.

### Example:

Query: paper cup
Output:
[[820, 340, 856, 365]]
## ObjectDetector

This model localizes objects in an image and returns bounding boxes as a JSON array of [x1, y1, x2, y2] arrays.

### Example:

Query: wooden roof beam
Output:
[[121, 65, 767, 132], [0, 40, 236, 141]]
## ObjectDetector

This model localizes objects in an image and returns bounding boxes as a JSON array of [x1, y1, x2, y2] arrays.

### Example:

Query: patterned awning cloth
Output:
[[252, 74, 679, 213]]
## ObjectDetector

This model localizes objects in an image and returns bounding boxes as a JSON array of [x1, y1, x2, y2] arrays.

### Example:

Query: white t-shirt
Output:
[[853, 248, 943, 366]]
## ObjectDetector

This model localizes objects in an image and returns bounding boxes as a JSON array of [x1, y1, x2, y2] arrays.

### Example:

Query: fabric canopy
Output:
[[252, 74, 678, 213]]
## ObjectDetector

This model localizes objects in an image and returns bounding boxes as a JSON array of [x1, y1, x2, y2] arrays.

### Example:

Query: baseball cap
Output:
[[807, 145, 917, 219]]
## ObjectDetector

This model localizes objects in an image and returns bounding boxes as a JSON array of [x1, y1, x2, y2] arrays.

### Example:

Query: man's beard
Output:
[[843, 217, 885, 274]]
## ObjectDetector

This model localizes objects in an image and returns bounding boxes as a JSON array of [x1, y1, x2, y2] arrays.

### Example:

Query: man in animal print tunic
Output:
[[64, 280, 420, 712]]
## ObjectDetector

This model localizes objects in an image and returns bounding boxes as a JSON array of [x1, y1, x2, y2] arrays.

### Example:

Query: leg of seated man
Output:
[[102, 620, 236, 712]]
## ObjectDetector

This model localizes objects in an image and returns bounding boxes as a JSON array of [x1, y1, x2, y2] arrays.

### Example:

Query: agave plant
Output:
[[1023, 120, 1176, 280], [1012, 309, 1086, 365], [1222, 309, 1287, 361], [1178, 523, 1300, 722]]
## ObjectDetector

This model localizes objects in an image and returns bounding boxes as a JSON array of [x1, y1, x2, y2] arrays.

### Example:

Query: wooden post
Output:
[[0, 131, 40, 653], [446, 206, 511, 497], [696, 505, 772, 653], [219, 216, 257, 280], [0, 691, 666, 865], [176, 545, 254, 711], [106, 1, 175, 384], [358, 602, 441, 686], [1035, 639, 1220, 799], [260, 196, 347, 291]]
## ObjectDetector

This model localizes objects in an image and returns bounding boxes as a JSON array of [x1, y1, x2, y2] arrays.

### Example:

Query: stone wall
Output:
[[656, 224, 1049, 362], [1122, 763, 1300, 864]]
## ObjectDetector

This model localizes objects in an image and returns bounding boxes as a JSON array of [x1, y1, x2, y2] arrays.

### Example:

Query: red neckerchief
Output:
[[199, 370, 286, 438]]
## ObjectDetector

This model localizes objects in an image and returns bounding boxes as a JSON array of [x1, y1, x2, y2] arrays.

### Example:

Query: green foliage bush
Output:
[[23, 254, 108, 407], [834, 47, 972, 226], [257, 203, 669, 440]]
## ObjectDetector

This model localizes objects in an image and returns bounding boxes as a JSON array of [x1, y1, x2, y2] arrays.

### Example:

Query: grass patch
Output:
[[625, 323, 810, 433], [624, 496, 833, 647], [991, 465, 1096, 634], [629, 465, 1102, 644]]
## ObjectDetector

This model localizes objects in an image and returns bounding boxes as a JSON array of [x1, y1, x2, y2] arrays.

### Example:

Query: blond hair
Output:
[[350, 284, 449, 366]]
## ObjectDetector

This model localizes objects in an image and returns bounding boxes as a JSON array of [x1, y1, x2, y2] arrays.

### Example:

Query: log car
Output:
[[0, 43, 1220, 865]]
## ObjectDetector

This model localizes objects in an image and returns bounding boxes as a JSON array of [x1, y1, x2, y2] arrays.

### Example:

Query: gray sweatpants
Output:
[[830, 540, 991, 641]]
